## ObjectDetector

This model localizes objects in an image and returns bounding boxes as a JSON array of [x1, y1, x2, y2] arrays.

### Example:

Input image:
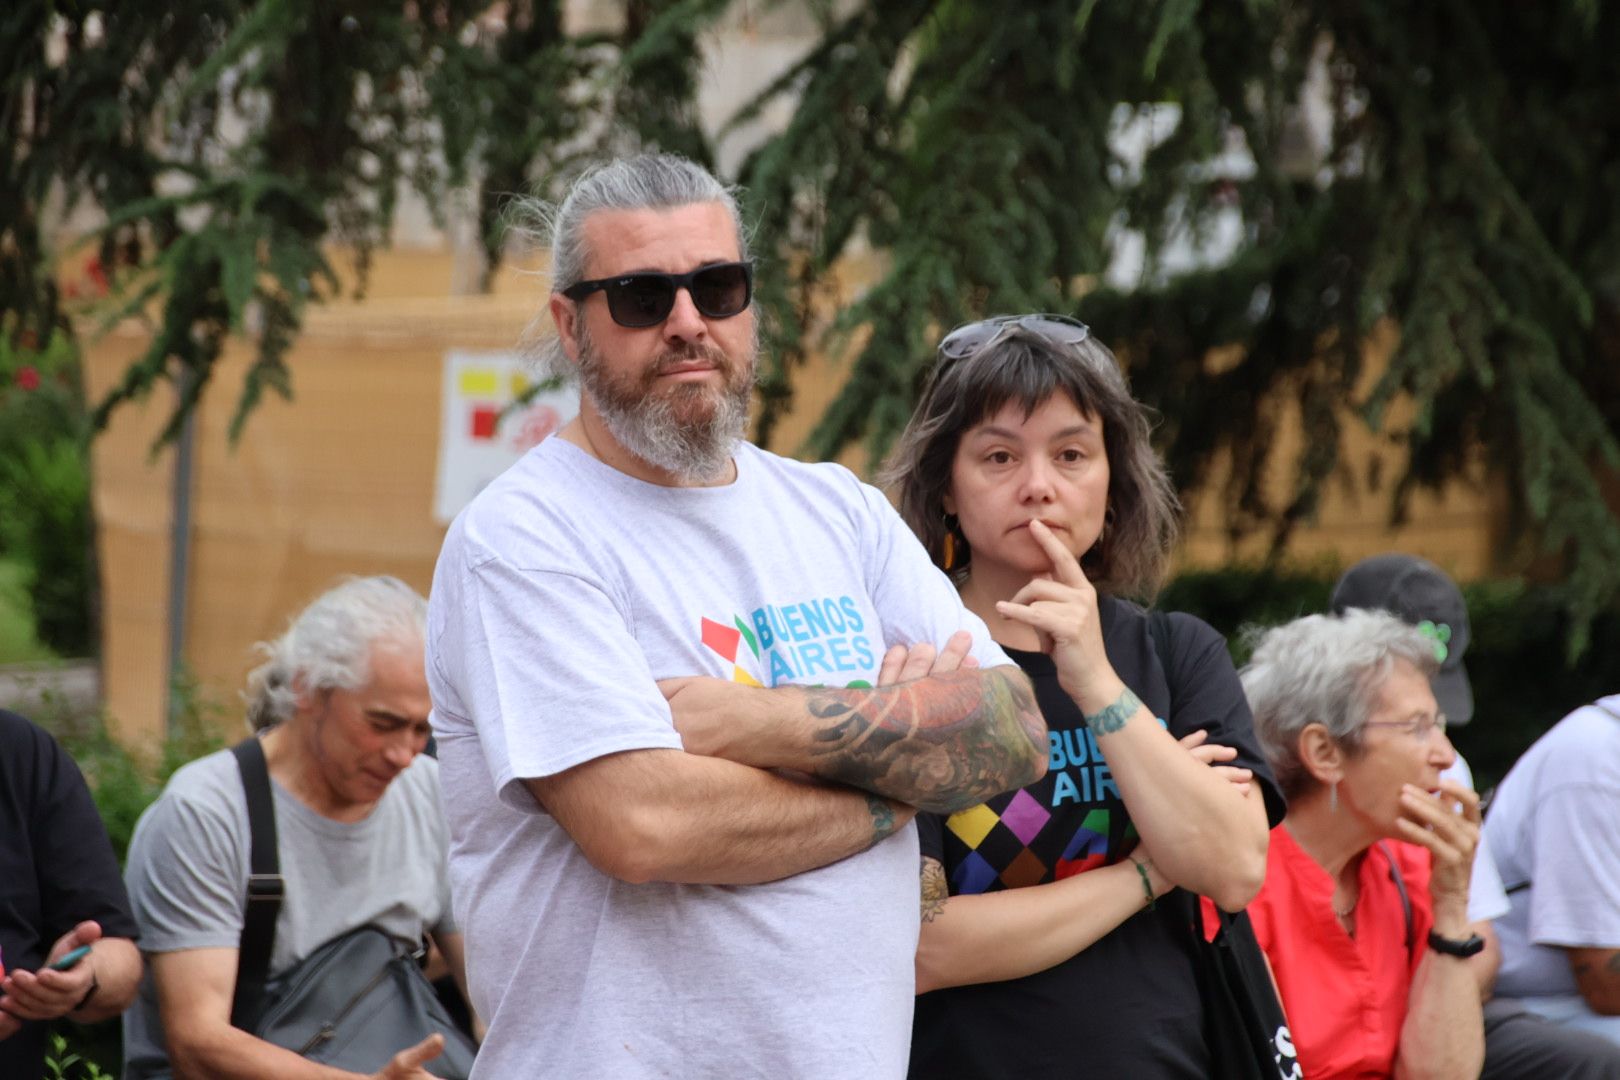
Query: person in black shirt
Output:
[[884, 315, 1287, 1077], [0, 708, 142, 1078]]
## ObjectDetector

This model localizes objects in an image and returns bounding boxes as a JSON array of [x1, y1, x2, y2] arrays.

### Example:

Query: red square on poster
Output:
[[470, 404, 499, 440]]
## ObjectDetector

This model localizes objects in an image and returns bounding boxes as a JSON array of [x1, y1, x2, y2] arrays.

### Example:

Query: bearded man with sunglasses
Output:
[[425, 153, 1048, 1079]]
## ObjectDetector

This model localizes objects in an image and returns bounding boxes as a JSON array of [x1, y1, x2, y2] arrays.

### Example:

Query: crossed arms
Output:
[[526, 634, 1047, 886]]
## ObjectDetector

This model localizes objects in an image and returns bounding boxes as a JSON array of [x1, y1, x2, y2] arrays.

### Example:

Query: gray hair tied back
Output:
[[508, 153, 753, 382], [242, 575, 427, 732]]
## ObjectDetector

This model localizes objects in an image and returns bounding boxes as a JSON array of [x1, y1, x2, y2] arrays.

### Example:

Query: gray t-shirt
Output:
[[427, 437, 1008, 1079], [1488, 695, 1620, 998], [121, 745, 454, 1076]]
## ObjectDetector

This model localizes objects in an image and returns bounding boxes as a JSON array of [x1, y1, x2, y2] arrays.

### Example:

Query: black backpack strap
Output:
[[1377, 840, 1416, 955], [231, 736, 285, 1024]]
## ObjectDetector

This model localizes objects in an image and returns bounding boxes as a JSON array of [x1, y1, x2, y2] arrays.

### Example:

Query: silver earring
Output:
[[1329, 782, 1339, 813]]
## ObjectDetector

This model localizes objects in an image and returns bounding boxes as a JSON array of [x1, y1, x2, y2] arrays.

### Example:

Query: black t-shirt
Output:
[[0, 710, 139, 1079], [910, 597, 1285, 1079]]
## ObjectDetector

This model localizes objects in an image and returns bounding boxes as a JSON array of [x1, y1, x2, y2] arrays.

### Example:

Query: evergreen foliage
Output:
[[734, 1, 1620, 647], [0, 0, 724, 440], [7, 2, 1617, 648]]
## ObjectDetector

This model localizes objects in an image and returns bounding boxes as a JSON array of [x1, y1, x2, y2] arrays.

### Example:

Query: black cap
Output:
[[1330, 553, 1474, 726]]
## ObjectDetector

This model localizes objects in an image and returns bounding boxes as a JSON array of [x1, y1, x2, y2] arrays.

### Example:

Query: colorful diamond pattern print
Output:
[[999, 789, 1051, 845], [945, 804, 999, 849], [952, 850, 999, 895], [942, 792, 1130, 895]]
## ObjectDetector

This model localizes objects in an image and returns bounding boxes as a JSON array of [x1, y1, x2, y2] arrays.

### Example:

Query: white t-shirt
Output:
[[1441, 753, 1510, 922], [1486, 695, 1620, 998], [427, 437, 1008, 1079]]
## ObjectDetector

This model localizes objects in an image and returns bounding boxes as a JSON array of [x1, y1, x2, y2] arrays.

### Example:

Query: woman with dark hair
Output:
[[887, 315, 1286, 1077]]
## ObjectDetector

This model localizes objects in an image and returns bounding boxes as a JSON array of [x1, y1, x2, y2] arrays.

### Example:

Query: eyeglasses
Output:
[[1364, 713, 1449, 739], [561, 261, 754, 328], [937, 313, 1091, 362]]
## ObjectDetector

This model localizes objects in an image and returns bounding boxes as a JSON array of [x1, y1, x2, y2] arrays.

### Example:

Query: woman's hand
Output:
[[1178, 729, 1253, 798], [995, 521, 1119, 710], [1397, 778, 1480, 927]]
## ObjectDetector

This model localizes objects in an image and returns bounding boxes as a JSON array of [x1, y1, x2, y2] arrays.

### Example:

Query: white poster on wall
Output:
[[433, 350, 579, 523]]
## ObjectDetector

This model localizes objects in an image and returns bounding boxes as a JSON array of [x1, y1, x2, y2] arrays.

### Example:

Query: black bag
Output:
[[228, 737, 478, 1078], [1188, 898, 1301, 1080], [1148, 612, 1300, 1080]]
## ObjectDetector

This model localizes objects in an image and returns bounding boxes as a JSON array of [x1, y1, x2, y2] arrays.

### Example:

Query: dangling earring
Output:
[[1329, 782, 1339, 813], [942, 514, 958, 570]]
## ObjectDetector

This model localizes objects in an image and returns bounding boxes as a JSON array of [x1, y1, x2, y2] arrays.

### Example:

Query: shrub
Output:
[[0, 329, 95, 657]]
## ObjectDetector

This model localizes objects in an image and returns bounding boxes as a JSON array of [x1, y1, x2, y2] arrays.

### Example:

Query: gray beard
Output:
[[576, 323, 755, 484]]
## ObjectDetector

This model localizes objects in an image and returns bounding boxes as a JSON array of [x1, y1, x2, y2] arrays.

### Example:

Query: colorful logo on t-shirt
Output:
[[700, 596, 877, 688], [943, 795, 1139, 894]]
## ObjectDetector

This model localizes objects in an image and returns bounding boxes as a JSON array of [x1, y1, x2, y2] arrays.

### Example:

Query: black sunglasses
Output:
[[561, 261, 754, 328], [937, 313, 1091, 361]]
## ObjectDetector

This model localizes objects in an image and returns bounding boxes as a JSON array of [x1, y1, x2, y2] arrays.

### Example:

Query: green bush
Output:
[[1160, 565, 1620, 791], [0, 329, 95, 658]]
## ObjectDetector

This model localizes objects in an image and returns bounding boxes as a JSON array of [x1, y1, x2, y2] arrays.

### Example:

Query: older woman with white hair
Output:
[[1240, 608, 1484, 1080]]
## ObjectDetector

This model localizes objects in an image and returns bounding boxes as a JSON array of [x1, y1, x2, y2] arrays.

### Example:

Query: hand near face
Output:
[[1395, 778, 1480, 908], [994, 520, 1116, 708]]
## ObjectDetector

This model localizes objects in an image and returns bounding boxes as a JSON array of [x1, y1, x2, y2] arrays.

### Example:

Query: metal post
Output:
[[164, 371, 197, 736]]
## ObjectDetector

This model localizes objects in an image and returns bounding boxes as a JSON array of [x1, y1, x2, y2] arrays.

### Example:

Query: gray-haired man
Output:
[[427, 154, 1047, 1077], [123, 577, 469, 1080]]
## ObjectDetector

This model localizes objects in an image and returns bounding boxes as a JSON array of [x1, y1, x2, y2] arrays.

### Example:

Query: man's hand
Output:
[[662, 630, 981, 757], [658, 676, 763, 760], [875, 631, 979, 686], [0, 920, 102, 1023], [370, 1033, 445, 1079]]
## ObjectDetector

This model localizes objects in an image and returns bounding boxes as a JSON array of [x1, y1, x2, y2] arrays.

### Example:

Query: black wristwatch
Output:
[[1427, 930, 1487, 958]]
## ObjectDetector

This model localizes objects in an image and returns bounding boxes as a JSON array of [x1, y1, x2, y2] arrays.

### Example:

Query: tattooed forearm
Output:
[[866, 794, 898, 847], [800, 666, 1046, 814], [920, 857, 949, 923], [1083, 687, 1143, 737]]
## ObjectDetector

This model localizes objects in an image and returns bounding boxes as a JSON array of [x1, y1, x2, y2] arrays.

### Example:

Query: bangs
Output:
[[949, 335, 1117, 429]]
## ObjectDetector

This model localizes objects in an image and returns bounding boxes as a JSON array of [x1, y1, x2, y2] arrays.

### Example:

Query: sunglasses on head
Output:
[[937, 313, 1091, 361], [561, 261, 754, 329]]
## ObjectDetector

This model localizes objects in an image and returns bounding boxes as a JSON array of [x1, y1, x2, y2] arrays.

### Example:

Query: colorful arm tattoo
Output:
[[801, 666, 1046, 814]]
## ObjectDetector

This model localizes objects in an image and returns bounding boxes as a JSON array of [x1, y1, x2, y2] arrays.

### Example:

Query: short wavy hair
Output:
[[243, 576, 427, 732], [882, 323, 1181, 598], [1239, 608, 1441, 801]]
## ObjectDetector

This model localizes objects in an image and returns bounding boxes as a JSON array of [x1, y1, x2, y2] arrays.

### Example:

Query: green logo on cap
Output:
[[1417, 620, 1451, 663]]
